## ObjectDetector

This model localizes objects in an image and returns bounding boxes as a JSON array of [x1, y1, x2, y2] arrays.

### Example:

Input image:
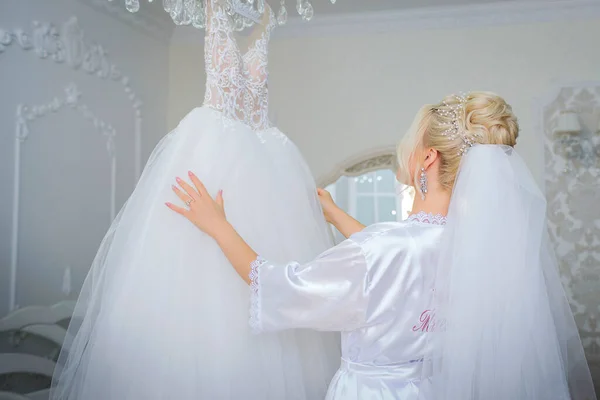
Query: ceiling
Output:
[[308, 0, 536, 15], [95, 0, 588, 40], [141, 0, 563, 20]]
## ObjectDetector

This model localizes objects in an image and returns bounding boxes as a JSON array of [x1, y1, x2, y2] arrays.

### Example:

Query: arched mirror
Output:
[[323, 153, 415, 243]]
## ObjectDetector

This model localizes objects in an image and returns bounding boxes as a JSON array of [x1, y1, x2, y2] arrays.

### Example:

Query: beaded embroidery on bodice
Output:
[[203, 0, 276, 131]]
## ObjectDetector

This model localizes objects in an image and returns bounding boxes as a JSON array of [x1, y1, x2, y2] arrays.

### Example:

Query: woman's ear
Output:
[[423, 148, 439, 170]]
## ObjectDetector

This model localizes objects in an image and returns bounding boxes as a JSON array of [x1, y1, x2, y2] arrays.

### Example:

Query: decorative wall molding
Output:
[[2, 17, 144, 311], [0, 16, 143, 179], [10, 83, 118, 312], [317, 146, 397, 188], [76, 0, 173, 44], [541, 83, 600, 371], [173, 0, 600, 43]]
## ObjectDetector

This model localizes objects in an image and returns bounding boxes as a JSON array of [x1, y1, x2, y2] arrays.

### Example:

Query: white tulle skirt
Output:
[[50, 107, 341, 400]]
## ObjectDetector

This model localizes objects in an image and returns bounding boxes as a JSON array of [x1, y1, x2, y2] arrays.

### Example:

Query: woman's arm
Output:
[[212, 222, 257, 285], [166, 174, 365, 283], [166, 172, 370, 332], [167, 173, 256, 284], [317, 189, 365, 238], [329, 207, 366, 239]]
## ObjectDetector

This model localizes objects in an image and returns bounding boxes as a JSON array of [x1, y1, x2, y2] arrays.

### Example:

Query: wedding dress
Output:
[[50, 1, 340, 398]]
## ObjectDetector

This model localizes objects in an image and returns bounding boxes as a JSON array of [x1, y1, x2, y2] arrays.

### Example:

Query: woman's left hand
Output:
[[166, 171, 228, 239]]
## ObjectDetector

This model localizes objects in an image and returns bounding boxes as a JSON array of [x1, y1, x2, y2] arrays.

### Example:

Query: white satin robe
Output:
[[249, 212, 447, 399]]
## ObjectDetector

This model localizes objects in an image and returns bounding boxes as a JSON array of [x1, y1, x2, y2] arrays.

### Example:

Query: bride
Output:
[[169, 91, 597, 399], [50, 1, 339, 398]]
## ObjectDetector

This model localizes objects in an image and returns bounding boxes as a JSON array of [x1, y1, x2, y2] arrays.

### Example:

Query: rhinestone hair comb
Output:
[[433, 92, 481, 156]]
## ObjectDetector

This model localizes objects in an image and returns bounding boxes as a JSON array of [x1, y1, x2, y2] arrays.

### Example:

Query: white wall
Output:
[[168, 39, 205, 132], [0, 0, 170, 316], [168, 11, 600, 187]]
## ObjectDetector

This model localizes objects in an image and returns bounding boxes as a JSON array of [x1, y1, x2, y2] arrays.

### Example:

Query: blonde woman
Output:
[[168, 92, 596, 399]]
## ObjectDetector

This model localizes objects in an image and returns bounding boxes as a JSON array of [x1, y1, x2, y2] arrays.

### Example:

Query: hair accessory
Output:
[[433, 92, 481, 156]]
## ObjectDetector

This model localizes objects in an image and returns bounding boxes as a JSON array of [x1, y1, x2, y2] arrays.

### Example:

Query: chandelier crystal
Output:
[[110, 0, 336, 31]]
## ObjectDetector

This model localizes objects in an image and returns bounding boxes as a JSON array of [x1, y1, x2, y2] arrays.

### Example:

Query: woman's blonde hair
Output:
[[397, 91, 519, 191]]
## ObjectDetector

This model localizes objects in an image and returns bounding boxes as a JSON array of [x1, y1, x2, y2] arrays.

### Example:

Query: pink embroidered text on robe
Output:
[[250, 212, 446, 400]]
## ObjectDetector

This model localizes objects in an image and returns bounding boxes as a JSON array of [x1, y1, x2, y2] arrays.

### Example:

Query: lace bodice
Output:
[[203, 0, 276, 130]]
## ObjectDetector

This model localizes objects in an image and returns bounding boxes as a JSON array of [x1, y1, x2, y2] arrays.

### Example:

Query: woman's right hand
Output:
[[317, 188, 340, 224], [317, 188, 366, 238]]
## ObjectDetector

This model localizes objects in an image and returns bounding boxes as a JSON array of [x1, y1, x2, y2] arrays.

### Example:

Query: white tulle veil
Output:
[[418, 145, 596, 399]]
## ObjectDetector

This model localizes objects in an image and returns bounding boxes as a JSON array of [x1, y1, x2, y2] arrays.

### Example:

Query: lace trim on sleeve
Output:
[[249, 256, 267, 334]]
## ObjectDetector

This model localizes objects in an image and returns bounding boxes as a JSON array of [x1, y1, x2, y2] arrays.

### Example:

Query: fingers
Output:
[[188, 171, 209, 197], [317, 188, 331, 199], [172, 184, 193, 204], [176, 177, 199, 200], [170, 172, 219, 213], [165, 202, 188, 216]]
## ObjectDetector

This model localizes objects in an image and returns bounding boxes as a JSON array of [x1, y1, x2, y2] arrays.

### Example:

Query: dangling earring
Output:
[[419, 168, 428, 200]]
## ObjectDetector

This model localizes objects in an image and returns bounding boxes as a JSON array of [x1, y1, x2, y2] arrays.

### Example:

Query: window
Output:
[[326, 168, 415, 243]]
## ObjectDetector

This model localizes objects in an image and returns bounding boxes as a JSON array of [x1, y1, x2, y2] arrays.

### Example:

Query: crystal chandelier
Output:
[[114, 0, 336, 31]]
